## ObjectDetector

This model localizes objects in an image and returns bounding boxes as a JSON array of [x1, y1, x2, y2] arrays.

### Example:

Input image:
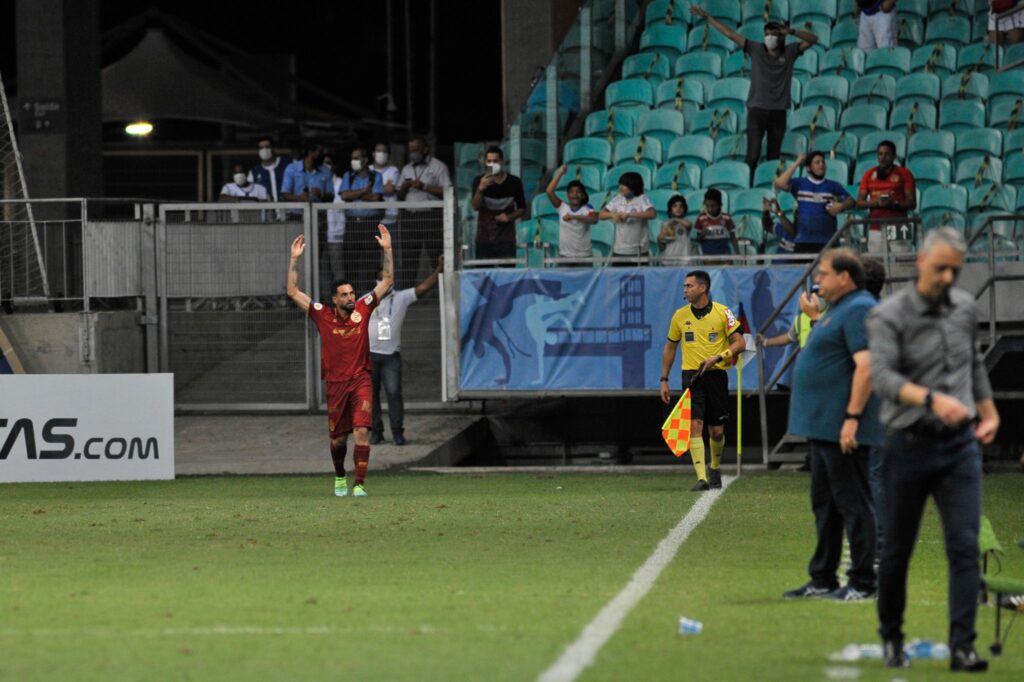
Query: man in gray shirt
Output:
[[867, 227, 1000, 672], [368, 255, 443, 446], [689, 5, 817, 171]]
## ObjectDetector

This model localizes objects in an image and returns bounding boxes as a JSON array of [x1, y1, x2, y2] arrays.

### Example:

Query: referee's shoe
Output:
[[708, 467, 722, 489]]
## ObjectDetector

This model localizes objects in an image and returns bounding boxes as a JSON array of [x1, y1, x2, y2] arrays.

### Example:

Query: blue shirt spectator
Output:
[[339, 150, 385, 218], [281, 144, 333, 201], [774, 153, 855, 251], [249, 136, 290, 201]]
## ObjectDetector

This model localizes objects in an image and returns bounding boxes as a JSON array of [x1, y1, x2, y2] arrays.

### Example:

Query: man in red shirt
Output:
[[287, 225, 394, 497], [856, 140, 916, 254]]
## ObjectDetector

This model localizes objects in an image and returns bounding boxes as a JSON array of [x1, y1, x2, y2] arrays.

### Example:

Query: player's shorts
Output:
[[680, 369, 729, 425], [327, 372, 373, 437]]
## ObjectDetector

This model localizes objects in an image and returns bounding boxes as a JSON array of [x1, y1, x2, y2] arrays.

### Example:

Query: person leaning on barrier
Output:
[[371, 142, 401, 228], [340, 147, 385, 295], [856, 140, 916, 254], [867, 227, 1000, 672], [281, 143, 333, 202], [397, 136, 451, 286], [249, 135, 289, 202], [219, 163, 268, 202], [471, 146, 526, 262], [775, 152, 856, 254]]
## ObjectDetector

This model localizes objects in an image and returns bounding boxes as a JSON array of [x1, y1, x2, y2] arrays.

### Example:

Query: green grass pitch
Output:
[[1, 472, 1022, 681]]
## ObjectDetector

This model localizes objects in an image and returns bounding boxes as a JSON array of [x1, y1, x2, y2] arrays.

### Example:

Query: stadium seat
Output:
[[954, 129, 1003, 168], [753, 159, 787, 188], [667, 134, 715, 169], [556, 165, 604, 196], [644, 0, 691, 28], [956, 156, 1004, 189], [653, 161, 702, 190], [1005, 42, 1024, 69], [637, 109, 686, 151], [531, 193, 558, 219], [893, 73, 941, 108], [849, 75, 895, 109], [647, 188, 681, 220], [790, 105, 837, 138], [890, 101, 938, 134], [910, 43, 958, 79], [940, 100, 986, 134], [713, 133, 748, 162], [704, 160, 752, 190], [502, 139, 546, 169], [902, 0, 930, 20], [957, 43, 1001, 73], [564, 138, 612, 167], [707, 78, 751, 119], [989, 99, 1024, 131], [841, 105, 888, 138], [795, 21, 833, 51], [824, 159, 850, 185], [1004, 155, 1024, 186], [924, 15, 972, 49], [816, 130, 860, 165], [831, 19, 860, 50], [973, 11, 991, 43], [722, 50, 750, 78], [897, 16, 925, 48], [743, 0, 789, 23], [655, 78, 704, 120], [603, 163, 653, 191], [941, 72, 989, 103], [801, 75, 849, 114], [921, 183, 968, 214], [780, 131, 809, 159], [622, 53, 672, 85], [820, 47, 865, 82], [739, 20, 767, 46], [1004, 128, 1024, 157], [990, 71, 1024, 112], [794, 49, 820, 79], [703, 0, 742, 27], [605, 79, 656, 109], [907, 130, 956, 162], [864, 47, 912, 78], [968, 184, 1016, 215], [640, 23, 689, 59], [613, 136, 664, 170], [731, 188, 774, 220], [907, 157, 953, 190], [857, 131, 907, 170], [688, 108, 739, 138], [584, 108, 640, 141], [790, 0, 836, 25], [674, 53, 723, 90], [590, 221, 615, 258], [686, 24, 738, 59], [836, 0, 858, 22]]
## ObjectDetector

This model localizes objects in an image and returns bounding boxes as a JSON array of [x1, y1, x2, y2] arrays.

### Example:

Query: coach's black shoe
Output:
[[369, 431, 384, 445], [393, 433, 407, 446], [950, 647, 988, 672], [708, 468, 722, 489], [690, 479, 710, 492], [782, 581, 836, 599], [883, 640, 909, 668]]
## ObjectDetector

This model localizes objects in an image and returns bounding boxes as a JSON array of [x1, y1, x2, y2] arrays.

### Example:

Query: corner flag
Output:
[[661, 390, 692, 457]]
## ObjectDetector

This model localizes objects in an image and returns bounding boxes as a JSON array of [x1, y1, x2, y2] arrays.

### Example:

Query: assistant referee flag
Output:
[[661, 389, 692, 457]]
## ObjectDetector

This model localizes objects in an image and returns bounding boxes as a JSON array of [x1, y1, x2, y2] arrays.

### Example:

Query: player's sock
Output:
[[354, 445, 370, 486], [710, 436, 724, 471], [690, 438, 707, 482], [330, 441, 347, 477]]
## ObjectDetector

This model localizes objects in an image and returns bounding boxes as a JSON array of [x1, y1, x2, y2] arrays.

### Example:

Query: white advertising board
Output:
[[0, 374, 174, 483]]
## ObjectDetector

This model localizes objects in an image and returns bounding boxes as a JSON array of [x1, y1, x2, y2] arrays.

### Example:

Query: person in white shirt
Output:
[[657, 194, 693, 265], [397, 136, 451, 286], [372, 142, 401, 227], [545, 164, 598, 265], [598, 171, 656, 265], [219, 163, 269, 202]]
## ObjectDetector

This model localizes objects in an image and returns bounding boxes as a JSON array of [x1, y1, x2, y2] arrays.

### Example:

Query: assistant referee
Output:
[[660, 270, 746, 491]]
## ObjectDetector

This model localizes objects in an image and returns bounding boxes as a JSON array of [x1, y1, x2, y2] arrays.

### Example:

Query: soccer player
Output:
[[286, 225, 394, 497], [659, 270, 746, 491]]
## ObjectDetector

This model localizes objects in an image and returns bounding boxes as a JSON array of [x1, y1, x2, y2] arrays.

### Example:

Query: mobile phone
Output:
[[810, 284, 820, 294]]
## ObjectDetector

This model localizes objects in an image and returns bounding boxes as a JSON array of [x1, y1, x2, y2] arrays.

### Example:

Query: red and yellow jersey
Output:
[[667, 301, 741, 370], [309, 292, 379, 381]]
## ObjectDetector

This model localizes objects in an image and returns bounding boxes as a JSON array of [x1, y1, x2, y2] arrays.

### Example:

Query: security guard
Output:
[[660, 270, 746, 491]]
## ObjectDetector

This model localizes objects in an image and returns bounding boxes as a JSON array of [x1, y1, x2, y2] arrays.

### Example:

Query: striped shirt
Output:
[[790, 176, 850, 245]]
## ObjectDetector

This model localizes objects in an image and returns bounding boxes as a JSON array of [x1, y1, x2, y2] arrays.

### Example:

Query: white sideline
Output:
[[536, 476, 734, 682]]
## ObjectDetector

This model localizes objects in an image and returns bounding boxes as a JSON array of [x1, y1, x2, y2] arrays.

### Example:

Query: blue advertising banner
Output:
[[459, 267, 806, 392]]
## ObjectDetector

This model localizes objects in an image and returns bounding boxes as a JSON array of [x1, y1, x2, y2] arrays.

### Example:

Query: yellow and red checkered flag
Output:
[[661, 389, 692, 457]]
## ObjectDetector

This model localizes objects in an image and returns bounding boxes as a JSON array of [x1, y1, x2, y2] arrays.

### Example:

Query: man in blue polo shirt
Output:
[[339, 147, 385, 295], [782, 248, 883, 602], [281, 143, 333, 202], [775, 152, 855, 253]]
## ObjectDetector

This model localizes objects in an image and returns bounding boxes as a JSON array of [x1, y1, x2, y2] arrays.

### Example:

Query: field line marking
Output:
[[536, 476, 735, 682]]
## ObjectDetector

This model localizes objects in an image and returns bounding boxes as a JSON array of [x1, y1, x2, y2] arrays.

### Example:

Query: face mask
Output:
[[764, 35, 780, 50], [623, 191, 635, 200], [233, 173, 247, 186], [374, 151, 389, 165], [487, 162, 502, 175], [258, 147, 273, 161], [351, 159, 364, 172], [408, 151, 424, 164]]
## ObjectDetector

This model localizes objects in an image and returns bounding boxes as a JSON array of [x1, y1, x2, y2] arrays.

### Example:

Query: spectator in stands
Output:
[[471, 146, 527, 262], [250, 136, 289, 202], [368, 256, 444, 446], [323, 165, 347, 299], [762, 195, 796, 261], [598, 171, 656, 264], [657, 194, 693, 265], [775, 152, 856, 253], [856, 140, 917, 254], [857, 0, 897, 52], [989, 1, 1024, 45], [690, 5, 818, 173], [545, 165, 598, 265], [372, 142, 401, 228], [219, 163, 268, 202], [398, 136, 451, 285], [281, 143, 333, 202], [695, 189, 739, 260], [339, 147, 385, 294]]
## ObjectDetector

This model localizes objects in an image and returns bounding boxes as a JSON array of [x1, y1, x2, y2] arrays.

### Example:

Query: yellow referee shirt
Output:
[[667, 301, 742, 370]]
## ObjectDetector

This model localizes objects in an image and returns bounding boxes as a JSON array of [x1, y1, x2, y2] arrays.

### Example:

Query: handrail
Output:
[[965, 212, 1024, 347]]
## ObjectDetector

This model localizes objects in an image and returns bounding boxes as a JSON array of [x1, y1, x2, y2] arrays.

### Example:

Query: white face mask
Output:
[[374, 151, 389, 165], [351, 159, 364, 172], [764, 35, 781, 50], [487, 162, 502, 175], [233, 173, 247, 186], [258, 147, 273, 161]]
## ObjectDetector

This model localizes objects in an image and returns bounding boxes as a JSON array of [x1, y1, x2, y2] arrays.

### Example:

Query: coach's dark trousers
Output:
[[877, 427, 981, 651], [745, 107, 787, 169], [808, 440, 877, 591]]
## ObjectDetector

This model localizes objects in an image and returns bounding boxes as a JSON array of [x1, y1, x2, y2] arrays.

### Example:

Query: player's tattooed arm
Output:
[[287, 234, 311, 313], [372, 224, 394, 301]]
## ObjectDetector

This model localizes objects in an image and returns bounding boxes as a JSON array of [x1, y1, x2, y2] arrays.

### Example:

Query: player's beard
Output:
[[341, 302, 356, 312]]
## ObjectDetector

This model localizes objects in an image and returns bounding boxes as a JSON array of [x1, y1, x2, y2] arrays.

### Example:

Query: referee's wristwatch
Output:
[[659, 377, 669, 382]]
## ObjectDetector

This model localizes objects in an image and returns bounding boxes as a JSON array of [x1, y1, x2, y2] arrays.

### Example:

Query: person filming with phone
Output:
[[471, 146, 526, 263]]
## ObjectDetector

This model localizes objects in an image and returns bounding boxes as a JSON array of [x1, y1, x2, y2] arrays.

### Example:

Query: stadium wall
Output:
[[2, 311, 144, 374]]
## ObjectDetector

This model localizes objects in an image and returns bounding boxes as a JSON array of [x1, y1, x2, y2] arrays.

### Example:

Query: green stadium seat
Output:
[[647, 188, 683, 218], [622, 53, 672, 85], [790, 105, 837, 138], [893, 73, 941, 108], [780, 131, 809, 159], [864, 47, 912, 78], [910, 43, 958, 79], [564, 138, 612, 167], [940, 100, 986, 134], [604, 163, 653, 191], [743, 0, 789, 23], [613, 136, 664, 170], [722, 50, 750, 78], [605, 79, 656, 109], [907, 157, 953, 190], [907, 130, 956, 162], [753, 159, 787, 188], [990, 71, 1024, 112], [1005, 129, 1024, 157], [739, 20, 767, 46], [653, 161, 702, 190], [790, 0, 837, 25], [973, 12, 991, 42], [704, 160, 752, 190], [584, 108, 641, 141], [890, 101, 938, 134], [688, 108, 739, 138], [968, 185, 1016, 215], [707, 78, 751, 119], [901, 0, 930, 20], [1005, 42, 1024, 68], [837, 0, 858, 21], [989, 99, 1024, 131], [502, 139, 546, 169], [1003, 155, 1024, 186], [921, 183, 968, 214], [731, 188, 774, 220], [686, 24, 738, 59], [793, 49, 819, 80], [942, 72, 989, 103], [823, 159, 850, 185], [816, 131, 861, 165], [790, 78, 802, 108], [794, 20, 833, 51], [957, 43, 1001, 73], [637, 109, 686, 151], [704, 0, 743, 27], [531, 193, 558, 219], [590, 221, 615, 258], [849, 74, 896, 109], [667, 134, 715, 169], [954, 129, 1003, 168], [674, 53, 723, 90], [956, 156, 1004, 189], [655, 78, 704, 120], [857, 131, 907, 171], [820, 47, 865, 82], [640, 24, 689, 59], [713, 133, 748, 162], [1017, 188, 1024, 212], [801, 75, 849, 114], [644, 0, 691, 28], [925, 15, 972, 49], [897, 16, 925, 48], [831, 19, 860, 51], [841, 104, 888, 138], [556, 165, 604, 196]]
